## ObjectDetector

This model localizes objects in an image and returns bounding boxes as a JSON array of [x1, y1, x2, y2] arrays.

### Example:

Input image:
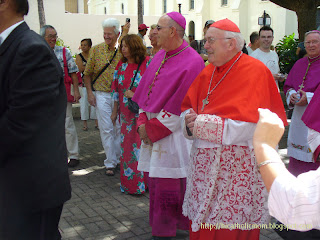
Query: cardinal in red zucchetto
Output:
[[181, 18, 287, 240]]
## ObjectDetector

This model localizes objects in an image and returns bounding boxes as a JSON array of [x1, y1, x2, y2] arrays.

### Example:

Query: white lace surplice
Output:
[[182, 113, 270, 232], [138, 109, 192, 178], [286, 90, 314, 162]]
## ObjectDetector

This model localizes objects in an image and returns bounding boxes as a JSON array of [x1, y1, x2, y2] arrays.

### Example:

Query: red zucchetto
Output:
[[210, 18, 240, 33]]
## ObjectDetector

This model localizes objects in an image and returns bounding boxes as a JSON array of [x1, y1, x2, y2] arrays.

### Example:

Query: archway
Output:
[[188, 21, 195, 42]]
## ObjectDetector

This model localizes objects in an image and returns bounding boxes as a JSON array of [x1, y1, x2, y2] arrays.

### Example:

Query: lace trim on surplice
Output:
[[183, 146, 270, 232], [193, 114, 224, 144]]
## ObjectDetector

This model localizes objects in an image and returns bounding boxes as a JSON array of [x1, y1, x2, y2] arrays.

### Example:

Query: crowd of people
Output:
[[1, 0, 320, 240]]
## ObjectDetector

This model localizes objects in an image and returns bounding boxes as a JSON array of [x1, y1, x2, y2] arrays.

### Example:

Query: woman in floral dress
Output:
[[111, 34, 150, 194]]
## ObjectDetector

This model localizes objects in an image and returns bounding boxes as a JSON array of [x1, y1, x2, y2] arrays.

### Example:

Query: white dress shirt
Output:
[[268, 129, 320, 231]]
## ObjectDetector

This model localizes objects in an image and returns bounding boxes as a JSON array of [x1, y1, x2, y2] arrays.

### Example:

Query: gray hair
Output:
[[40, 25, 56, 37], [224, 31, 244, 52], [102, 18, 120, 35], [168, 18, 185, 39], [305, 30, 320, 38]]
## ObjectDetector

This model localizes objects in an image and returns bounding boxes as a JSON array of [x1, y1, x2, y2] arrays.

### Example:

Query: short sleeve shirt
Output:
[[83, 42, 122, 92], [53, 46, 78, 77], [250, 48, 280, 75]]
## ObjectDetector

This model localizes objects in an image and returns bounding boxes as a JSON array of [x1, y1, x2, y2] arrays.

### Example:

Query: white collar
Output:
[[0, 20, 24, 46]]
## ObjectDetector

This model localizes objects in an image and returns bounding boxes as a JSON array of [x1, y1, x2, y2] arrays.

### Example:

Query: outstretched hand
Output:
[[253, 108, 284, 149]]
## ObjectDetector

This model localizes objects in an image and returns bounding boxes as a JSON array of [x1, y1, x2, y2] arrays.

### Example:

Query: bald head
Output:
[[155, 15, 185, 52]]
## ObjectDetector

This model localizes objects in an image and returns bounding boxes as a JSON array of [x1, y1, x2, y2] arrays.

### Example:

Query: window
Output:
[[190, 0, 194, 10], [121, 3, 124, 14], [221, 0, 228, 6], [65, 0, 78, 13], [163, 0, 167, 13]]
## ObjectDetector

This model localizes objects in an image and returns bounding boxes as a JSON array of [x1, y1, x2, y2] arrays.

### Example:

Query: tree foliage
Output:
[[270, 0, 320, 41]]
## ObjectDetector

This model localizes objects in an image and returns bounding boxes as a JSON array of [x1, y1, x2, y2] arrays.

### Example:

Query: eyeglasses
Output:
[[304, 40, 320, 46], [156, 25, 172, 31], [45, 34, 58, 39], [204, 37, 232, 45]]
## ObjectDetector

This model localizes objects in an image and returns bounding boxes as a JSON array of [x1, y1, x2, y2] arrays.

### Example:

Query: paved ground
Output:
[[60, 112, 290, 240]]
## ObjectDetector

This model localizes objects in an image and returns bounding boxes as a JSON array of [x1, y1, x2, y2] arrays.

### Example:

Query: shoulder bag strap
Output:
[[92, 48, 118, 85], [79, 53, 87, 63], [63, 47, 69, 82], [129, 59, 143, 90]]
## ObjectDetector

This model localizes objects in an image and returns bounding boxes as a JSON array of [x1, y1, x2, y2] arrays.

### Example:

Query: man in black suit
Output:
[[0, 0, 71, 239]]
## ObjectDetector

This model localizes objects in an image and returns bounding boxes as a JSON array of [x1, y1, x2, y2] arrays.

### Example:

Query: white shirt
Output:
[[250, 48, 280, 74], [268, 129, 320, 231], [247, 46, 253, 55], [0, 20, 24, 46], [251, 48, 280, 88]]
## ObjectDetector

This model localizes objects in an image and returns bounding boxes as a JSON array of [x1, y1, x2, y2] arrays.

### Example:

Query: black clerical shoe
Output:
[[68, 159, 80, 168]]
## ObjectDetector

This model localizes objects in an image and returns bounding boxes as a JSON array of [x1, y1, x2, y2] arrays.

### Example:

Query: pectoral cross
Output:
[[299, 82, 304, 91], [202, 97, 209, 111]]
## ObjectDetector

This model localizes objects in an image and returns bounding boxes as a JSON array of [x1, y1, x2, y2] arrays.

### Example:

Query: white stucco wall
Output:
[[24, 0, 159, 54], [170, 0, 298, 45], [189, 0, 298, 45], [24, 0, 299, 54]]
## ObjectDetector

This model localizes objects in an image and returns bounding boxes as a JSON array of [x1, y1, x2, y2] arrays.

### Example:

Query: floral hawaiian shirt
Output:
[[54, 46, 78, 77], [84, 42, 121, 92]]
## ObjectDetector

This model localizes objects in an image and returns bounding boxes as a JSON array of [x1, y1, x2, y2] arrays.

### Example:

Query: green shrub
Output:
[[276, 33, 299, 74], [275, 33, 299, 91]]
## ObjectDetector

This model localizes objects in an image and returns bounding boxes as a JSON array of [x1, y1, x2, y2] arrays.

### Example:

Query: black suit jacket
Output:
[[0, 22, 71, 216]]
